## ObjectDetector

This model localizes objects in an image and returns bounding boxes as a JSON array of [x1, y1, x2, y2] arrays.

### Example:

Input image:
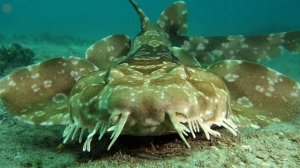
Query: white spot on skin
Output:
[[267, 77, 275, 85], [265, 92, 272, 97], [267, 86, 275, 92], [58, 69, 65, 74], [70, 71, 80, 80], [158, 21, 165, 28], [255, 85, 264, 93], [291, 92, 299, 97], [224, 73, 239, 82], [31, 84, 40, 92], [144, 118, 160, 126], [196, 43, 205, 50], [281, 96, 288, 102], [160, 92, 165, 100], [183, 107, 189, 114], [31, 73, 40, 79], [43, 80, 52, 88], [34, 111, 45, 117], [222, 111, 227, 117], [250, 124, 260, 129], [71, 60, 79, 65], [256, 115, 267, 121], [49, 114, 64, 121], [235, 60, 243, 64], [0, 89, 5, 94], [205, 110, 213, 115], [106, 46, 115, 52], [8, 80, 16, 86], [237, 96, 253, 108], [222, 43, 230, 48], [130, 93, 136, 102], [40, 121, 54, 125]]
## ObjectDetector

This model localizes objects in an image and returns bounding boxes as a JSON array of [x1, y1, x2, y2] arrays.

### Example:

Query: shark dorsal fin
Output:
[[129, 0, 153, 31], [157, 1, 187, 36]]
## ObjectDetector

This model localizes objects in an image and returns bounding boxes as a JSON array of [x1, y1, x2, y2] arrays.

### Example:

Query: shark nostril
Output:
[[110, 115, 119, 125], [109, 114, 122, 126]]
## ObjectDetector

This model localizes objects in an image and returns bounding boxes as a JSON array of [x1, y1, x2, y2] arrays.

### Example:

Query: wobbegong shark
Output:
[[0, 0, 299, 151]]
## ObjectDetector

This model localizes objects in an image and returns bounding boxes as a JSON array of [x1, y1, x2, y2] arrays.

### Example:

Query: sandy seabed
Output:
[[0, 36, 299, 168]]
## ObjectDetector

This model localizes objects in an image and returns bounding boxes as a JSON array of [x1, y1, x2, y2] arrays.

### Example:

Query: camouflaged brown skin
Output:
[[0, 0, 299, 151], [0, 57, 98, 125]]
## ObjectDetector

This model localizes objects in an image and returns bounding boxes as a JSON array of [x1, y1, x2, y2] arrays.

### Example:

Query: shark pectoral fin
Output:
[[0, 57, 98, 125], [171, 30, 300, 66], [208, 60, 300, 128], [86, 34, 131, 70], [157, 1, 187, 36]]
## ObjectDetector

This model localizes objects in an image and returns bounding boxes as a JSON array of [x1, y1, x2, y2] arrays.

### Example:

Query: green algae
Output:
[[0, 43, 35, 74]]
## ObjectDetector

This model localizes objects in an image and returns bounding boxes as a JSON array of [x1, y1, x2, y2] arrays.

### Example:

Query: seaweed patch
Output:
[[0, 43, 35, 74]]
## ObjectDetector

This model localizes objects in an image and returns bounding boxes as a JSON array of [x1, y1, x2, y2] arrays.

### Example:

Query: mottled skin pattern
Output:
[[68, 57, 236, 150], [0, 0, 299, 152]]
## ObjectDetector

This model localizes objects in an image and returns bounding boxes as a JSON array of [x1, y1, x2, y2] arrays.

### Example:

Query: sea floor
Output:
[[0, 35, 299, 168]]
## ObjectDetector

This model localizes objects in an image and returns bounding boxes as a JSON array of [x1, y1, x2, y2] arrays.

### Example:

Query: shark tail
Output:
[[129, 0, 153, 31]]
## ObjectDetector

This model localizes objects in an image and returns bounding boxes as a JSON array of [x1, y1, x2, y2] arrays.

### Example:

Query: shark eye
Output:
[[109, 110, 122, 124], [110, 115, 120, 125]]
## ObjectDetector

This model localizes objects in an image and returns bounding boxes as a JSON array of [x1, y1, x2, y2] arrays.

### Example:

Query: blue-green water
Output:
[[1, 0, 299, 81], [1, 0, 300, 38]]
